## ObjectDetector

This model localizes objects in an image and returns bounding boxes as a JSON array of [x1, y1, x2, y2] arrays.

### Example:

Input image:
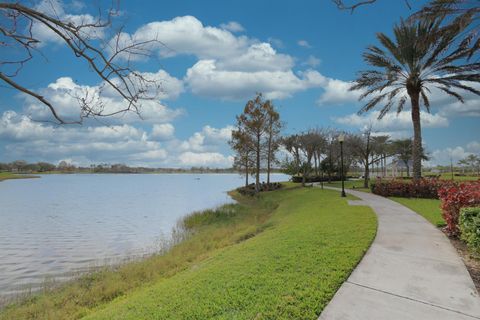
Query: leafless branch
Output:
[[0, 1, 163, 124]]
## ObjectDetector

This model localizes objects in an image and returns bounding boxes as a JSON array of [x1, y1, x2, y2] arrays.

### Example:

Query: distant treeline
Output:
[[0, 160, 283, 174]]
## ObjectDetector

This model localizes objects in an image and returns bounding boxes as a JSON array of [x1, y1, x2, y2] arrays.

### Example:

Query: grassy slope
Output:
[[83, 187, 376, 320], [389, 197, 444, 227], [0, 186, 376, 320], [323, 180, 371, 193], [0, 172, 38, 181]]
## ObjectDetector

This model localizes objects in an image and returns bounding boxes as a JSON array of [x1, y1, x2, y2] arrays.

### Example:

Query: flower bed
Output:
[[438, 181, 480, 236]]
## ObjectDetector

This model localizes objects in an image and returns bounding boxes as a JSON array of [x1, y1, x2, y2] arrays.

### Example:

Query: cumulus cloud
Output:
[[178, 152, 233, 167], [317, 79, 362, 106], [334, 110, 449, 132], [429, 142, 480, 166], [317, 77, 480, 118], [220, 21, 245, 33], [113, 16, 328, 100], [32, 0, 105, 45], [0, 111, 234, 168], [151, 123, 175, 140], [185, 61, 326, 100], [180, 125, 234, 152], [23, 72, 184, 124], [115, 16, 251, 60], [467, 141, 480, 153]]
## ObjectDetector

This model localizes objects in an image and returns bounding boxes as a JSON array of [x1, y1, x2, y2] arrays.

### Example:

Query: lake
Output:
[[0, 173, 289, 299]]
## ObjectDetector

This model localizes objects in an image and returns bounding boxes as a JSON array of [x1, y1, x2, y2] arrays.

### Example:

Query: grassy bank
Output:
[[0, 172, 38, 181], [323, 180, 371, 192], [389, 197, 444, 227], [0, 185, 377, 320]]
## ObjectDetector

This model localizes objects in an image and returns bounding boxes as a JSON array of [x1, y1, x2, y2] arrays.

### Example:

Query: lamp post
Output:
[[338, 134, 346, 197]]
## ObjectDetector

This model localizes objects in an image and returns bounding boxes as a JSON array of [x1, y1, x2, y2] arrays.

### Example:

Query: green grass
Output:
[[0, 186, 377, 320], [389, 197, 444, 227], [0, 172, 38, 181], [323, 180, 371, 192]]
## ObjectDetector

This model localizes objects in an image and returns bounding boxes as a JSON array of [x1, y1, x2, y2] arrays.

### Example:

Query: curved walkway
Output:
[[318, 187, 480, 320]]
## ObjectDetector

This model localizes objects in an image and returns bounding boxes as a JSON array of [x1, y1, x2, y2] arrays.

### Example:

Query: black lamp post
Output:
[[339, 134, 346, 197]]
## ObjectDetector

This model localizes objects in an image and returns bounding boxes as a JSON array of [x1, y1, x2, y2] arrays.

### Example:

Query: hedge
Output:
[[438, 181, 480, 236], [459, 207, 480, 256]]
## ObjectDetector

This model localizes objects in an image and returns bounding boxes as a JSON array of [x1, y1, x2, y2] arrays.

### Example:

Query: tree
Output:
[[351, 16, 480, 180], [371, 135, 391, 177], [281, 134, 302, 178], [281, 131, 317, 187], [264, 101, 282, 185], [236, 93, 269, 192], [349, 127, 376, 188], [230, 126, 254, 187], [391, 139, 413, 177], [0, 1, 162, 124], [460, 154, 480, 174], [390, 138, 429, 177]]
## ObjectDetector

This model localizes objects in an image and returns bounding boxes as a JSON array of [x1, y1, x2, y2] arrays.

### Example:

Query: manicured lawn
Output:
[[323, 180, 371, 192], [83, 187, 376, 320], [389, 197, 445, 227], [0, 185, 377, 320]]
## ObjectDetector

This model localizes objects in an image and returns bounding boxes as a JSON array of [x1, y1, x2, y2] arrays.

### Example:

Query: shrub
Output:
[[459, 207, 480, 256], [237, 182, 282, 196], [370, 178, 449, 199], [438, 181, 480, 236]]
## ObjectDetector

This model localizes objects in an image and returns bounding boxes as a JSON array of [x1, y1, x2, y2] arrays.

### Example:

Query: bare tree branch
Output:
[[0, 1, 164, 124]]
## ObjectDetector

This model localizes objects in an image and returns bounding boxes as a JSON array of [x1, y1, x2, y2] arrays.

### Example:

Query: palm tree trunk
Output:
[[410, 92, 422, 180]]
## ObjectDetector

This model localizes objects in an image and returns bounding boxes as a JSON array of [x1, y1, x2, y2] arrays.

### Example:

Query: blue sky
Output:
[[0, 0, 479, 167]]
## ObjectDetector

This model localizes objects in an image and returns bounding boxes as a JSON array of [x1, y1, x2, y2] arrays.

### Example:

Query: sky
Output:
[[0, 0, 479, 168]]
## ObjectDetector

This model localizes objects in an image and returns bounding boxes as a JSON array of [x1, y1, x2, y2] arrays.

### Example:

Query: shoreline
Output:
[[0, 173, 39, 182], [0, 184, 377, 319]]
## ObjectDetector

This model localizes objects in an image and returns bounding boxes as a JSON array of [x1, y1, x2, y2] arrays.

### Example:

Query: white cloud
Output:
[[220, 21, 245, 33], [32, 0, 105, 45], [429, 144, 479, 166], [178, 152, 233, 167], [317, 77, 480, 118], [334, 111, 449, 132], [297, 40, 311, 48], [0, 111, 168, 165], [23, 72, 184, 124], [0, 112, 235, 168], [151, 123, 175, 140], [467, 141, 480, 154], [115, 16, 251, 60], [114, 16, 328, 100], [185, 60, 326, 100], [317, 79, 362, 105], [180, 125, 234, 152]]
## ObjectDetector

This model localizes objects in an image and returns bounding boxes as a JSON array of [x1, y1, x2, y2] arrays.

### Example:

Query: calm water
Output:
[[0, 173, 288, 298]]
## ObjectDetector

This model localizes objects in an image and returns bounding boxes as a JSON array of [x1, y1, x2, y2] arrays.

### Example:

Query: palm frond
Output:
[[420, 89, 431, 112], [437, 86, 465, 102]]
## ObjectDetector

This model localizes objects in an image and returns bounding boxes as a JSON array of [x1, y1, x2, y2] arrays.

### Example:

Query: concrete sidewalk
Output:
[[318, 187, 480, 320]]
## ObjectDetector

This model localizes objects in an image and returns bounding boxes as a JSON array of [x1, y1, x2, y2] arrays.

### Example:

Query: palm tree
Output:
[[351, 17, 480, 180]]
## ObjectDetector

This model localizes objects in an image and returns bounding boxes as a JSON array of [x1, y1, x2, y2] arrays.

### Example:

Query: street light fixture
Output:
[[338, 134, 346, 197]]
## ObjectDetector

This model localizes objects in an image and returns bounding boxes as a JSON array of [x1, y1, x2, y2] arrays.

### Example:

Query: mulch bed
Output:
[[445, 233, 480, 293]]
